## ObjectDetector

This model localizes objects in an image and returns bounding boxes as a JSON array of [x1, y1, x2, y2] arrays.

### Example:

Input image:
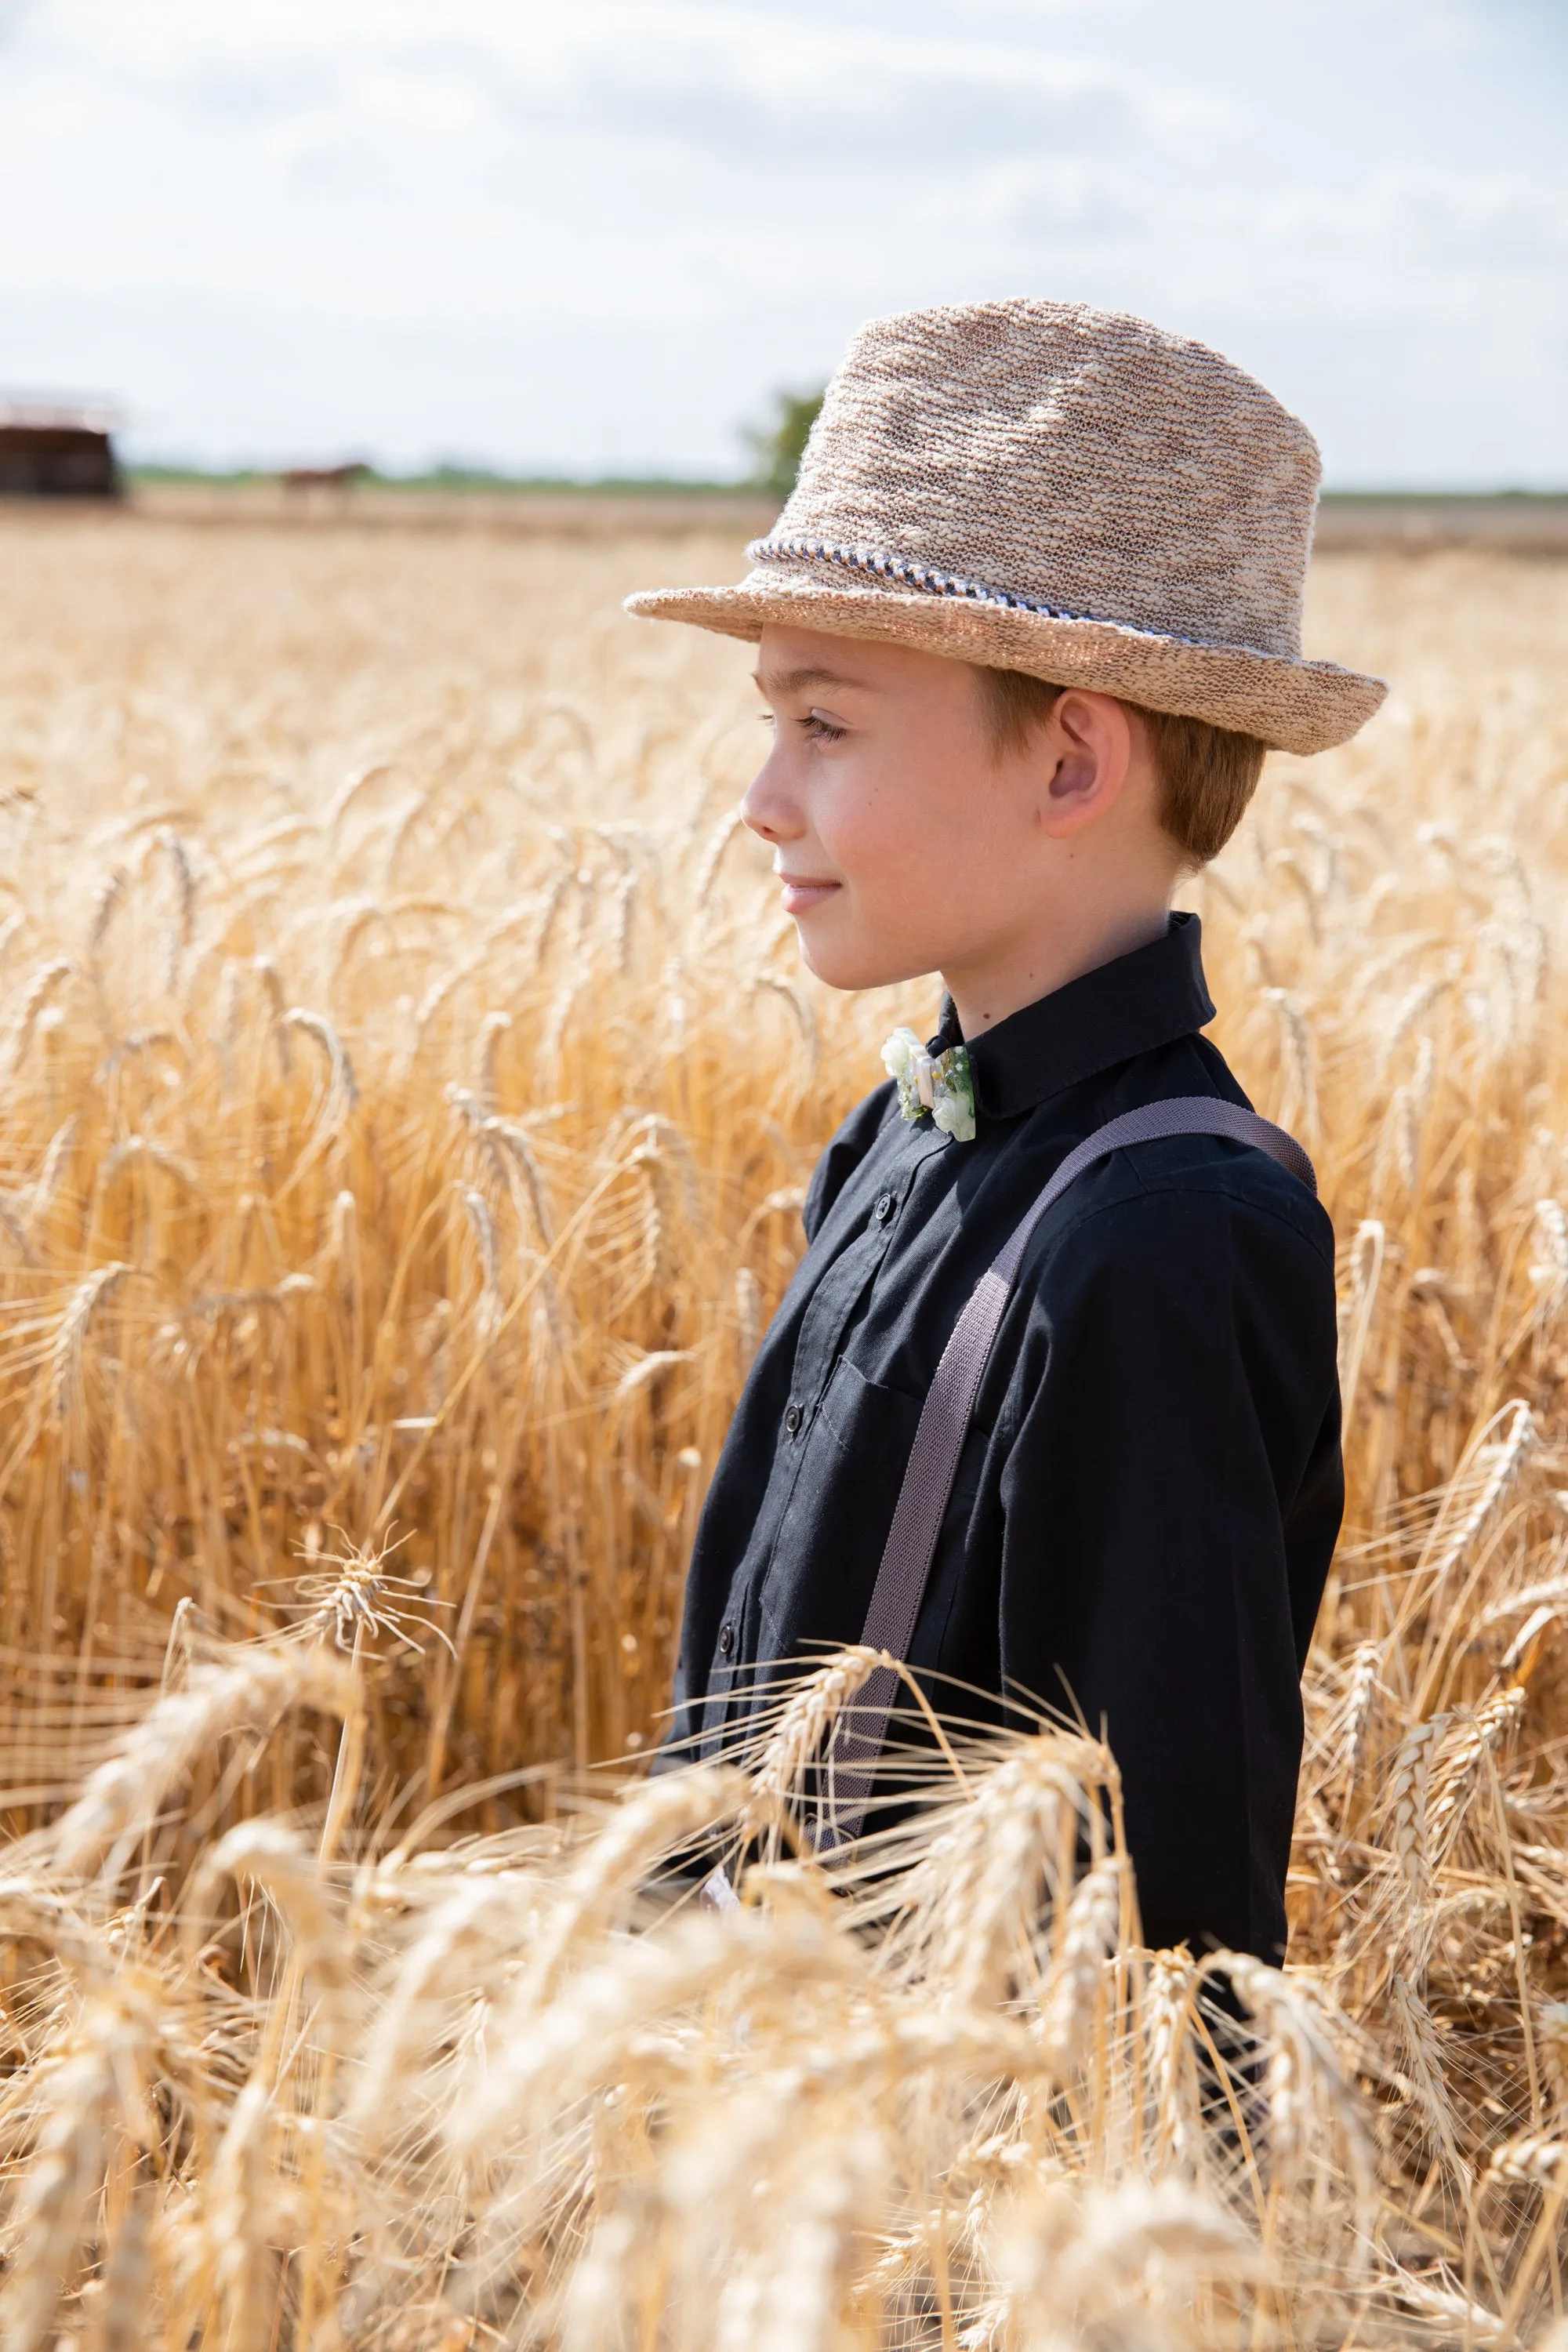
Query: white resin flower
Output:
[[880, 1027, 924, 1086], [932, 1080, 977, 1144]]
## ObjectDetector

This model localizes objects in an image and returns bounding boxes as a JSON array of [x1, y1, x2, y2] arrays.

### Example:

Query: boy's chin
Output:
[[793, 922, 931, 996]]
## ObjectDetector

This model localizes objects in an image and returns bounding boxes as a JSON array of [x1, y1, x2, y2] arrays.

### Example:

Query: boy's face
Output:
[[744, 623, 1171, 1008]]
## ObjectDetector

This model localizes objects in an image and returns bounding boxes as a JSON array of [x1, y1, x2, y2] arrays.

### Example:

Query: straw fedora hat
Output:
[[626, 299, 1385, 756]]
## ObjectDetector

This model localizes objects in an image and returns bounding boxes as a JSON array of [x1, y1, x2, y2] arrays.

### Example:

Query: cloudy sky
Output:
[[1, 0, 1563, 483]]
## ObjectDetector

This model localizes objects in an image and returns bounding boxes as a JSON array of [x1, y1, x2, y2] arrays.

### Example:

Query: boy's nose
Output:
[[741, 750, 804, 844]]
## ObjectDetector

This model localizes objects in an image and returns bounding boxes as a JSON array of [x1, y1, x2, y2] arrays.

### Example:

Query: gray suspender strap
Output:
[[816, 1095, 1316, 1853]]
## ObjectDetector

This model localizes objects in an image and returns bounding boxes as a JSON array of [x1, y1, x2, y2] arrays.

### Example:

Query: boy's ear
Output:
[[1036, 691, 1134, 836]]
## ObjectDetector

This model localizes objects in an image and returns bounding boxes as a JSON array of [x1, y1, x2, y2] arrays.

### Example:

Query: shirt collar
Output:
[[930, 911, 1216, 1122]]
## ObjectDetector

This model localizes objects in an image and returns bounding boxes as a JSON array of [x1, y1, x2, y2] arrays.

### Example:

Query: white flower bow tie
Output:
[[880, 1028, 977, 1142]]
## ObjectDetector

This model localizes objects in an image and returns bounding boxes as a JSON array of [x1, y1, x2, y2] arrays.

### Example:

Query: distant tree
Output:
[[746, 387, 826, 499]]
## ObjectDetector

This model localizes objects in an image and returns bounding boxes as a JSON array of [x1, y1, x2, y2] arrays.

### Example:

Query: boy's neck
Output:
[[941, 890, 1176, 1040]]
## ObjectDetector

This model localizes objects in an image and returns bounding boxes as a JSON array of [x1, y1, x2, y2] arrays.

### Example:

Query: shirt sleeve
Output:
[[994, 1174, 1342, 1961]]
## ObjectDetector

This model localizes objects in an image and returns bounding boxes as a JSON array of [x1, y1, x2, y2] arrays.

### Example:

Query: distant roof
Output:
[[0, 399, 118, 435]]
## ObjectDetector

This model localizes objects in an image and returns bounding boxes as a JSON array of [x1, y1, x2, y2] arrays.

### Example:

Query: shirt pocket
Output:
[[758, 1353, 925, 1659]]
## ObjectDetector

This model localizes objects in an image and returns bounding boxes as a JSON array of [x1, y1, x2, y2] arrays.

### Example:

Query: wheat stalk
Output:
[[51, 1648, 355, 1880]]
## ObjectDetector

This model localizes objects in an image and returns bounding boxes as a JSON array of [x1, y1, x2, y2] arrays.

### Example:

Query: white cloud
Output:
[[0, 0, 1562, 481]]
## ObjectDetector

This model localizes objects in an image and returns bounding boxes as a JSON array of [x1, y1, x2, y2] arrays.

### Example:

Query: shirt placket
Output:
[[700, 1122, 951, 1745]]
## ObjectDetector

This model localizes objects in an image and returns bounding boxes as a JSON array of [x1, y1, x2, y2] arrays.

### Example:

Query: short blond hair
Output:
[[973, 666, 1268, 867]]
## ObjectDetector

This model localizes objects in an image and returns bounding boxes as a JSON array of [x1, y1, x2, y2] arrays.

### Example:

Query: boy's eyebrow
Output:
[[753, 662, 880, 698]]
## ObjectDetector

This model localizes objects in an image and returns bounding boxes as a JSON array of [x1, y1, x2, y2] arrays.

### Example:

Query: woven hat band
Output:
[[746, 535, 1283, 660], [749, 535, 1075, 615]]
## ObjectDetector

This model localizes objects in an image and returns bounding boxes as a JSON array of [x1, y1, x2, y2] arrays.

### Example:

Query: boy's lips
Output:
[[779, 875, 841, 916]]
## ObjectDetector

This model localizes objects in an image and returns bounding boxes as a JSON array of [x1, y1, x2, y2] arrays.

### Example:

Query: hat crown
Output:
[[773, 300, 1321, 664]]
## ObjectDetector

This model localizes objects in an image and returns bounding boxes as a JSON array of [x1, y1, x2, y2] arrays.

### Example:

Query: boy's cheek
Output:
[[822, 800, 924, 898]]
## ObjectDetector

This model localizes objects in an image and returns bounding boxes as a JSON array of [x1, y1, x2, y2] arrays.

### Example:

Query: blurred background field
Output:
[[5, 509, 1568, 2343]]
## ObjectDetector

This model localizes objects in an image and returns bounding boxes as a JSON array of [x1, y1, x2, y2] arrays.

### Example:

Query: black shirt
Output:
[[667, 913, 1341, 1962]]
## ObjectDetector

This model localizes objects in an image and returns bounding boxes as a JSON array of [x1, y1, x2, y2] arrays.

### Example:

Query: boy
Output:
[[626, 300, 1385, 1964]]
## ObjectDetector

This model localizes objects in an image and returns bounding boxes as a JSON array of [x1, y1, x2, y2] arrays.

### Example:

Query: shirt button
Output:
[[783, 1402, 803, 1437], [873, 1191, 895, 1223], [717, 1621, 735, 1658]]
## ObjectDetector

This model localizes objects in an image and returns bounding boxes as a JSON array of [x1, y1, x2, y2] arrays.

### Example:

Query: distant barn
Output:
[[0, 402, 121, 498]]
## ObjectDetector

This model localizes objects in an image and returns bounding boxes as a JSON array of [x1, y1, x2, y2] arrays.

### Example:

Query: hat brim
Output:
[[624, 575, 1385, 757]]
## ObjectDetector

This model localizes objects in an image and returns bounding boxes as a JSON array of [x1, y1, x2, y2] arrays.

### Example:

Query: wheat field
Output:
[[0, 508, 1566, 2348]]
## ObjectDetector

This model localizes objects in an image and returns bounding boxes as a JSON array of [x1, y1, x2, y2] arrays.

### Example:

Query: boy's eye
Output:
[[756, 707, 848, 743]]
